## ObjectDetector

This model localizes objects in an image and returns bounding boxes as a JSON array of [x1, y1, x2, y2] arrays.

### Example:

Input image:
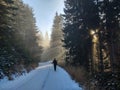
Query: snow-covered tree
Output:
[[41, 13, 65, 61]]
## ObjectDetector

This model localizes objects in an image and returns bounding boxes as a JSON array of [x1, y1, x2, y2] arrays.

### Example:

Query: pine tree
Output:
[[0, 0, 43, 79], [63, 0, 99, 70], [95, 0, 120, 72], [0, 0, 19, 79], [63, 0, 120, 89], [50, 12, 65, 61]]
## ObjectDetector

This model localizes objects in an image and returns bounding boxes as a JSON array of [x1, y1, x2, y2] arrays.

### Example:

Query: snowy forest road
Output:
[[0, 62, 82, 90]]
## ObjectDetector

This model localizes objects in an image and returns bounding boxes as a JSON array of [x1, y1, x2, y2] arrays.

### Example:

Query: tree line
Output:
[[0, 0, 43, 80]]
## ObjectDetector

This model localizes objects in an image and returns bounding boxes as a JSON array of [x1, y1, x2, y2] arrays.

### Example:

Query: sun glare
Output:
[[90, 30, 95, 35]]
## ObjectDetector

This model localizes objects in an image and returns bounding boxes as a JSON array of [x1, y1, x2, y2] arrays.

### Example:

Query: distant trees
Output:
[[43, 32, 50, 48], [0, 0, 43, 79], [41, 13, 65, 61], [40, 32, 50, 61]]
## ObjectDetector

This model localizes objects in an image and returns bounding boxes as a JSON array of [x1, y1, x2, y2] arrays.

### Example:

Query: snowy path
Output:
[[0, 62, 82, 90]]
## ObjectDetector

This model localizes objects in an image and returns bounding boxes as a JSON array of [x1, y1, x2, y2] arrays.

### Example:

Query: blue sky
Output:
[[22, 0, 65, 36]]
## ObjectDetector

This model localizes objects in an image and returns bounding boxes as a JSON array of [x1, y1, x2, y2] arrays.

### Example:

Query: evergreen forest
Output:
[[0, 0, 120, 90], [0, 0, 43, 80], [62, 0, 120, 89]]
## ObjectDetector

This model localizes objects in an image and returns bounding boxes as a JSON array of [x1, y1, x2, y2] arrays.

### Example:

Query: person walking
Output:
[[52, 58, 57, 71]]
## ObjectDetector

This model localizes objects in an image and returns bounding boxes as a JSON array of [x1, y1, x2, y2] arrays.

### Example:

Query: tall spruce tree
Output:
[[0, 0, 43, 79], [50, 12, 65, 60], [0, 0, 19, 79], [41, 13, 64, 61], [63, 0, 99, 70], [95, 0, 120, 72], [63, 0, 120, 89]]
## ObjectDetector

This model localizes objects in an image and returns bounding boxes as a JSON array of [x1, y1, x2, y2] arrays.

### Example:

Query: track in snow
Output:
[[0, 62, 82, 90]]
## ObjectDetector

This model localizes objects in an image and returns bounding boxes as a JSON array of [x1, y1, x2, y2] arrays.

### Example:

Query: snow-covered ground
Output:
[[0, 61, 82, 90]]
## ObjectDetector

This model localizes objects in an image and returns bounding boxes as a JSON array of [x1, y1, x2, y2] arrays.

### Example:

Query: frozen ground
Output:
[[0, 61, 82, 90]]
